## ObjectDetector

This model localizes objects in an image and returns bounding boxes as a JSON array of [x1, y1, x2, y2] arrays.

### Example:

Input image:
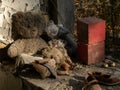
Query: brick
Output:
[[78, 41, 105, 65], [77, 17, 106, 44]]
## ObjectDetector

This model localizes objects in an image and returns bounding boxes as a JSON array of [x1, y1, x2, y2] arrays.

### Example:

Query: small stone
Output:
[[103, 63, 109, 68]]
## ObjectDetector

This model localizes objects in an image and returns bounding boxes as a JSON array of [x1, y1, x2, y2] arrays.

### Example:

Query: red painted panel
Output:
[[78, 41, 105, 65], [77, 17, 106, 44]]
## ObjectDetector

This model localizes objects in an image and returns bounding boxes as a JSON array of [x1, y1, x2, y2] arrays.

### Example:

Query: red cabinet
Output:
[[77, 17, 106, 64], [77, 17, 106, 44]]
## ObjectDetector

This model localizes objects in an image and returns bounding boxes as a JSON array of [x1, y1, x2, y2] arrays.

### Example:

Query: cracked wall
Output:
[[0, 0, 41, 44]]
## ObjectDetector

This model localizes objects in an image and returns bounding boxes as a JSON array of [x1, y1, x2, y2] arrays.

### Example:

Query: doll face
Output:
[[45, 20, 59, 39]]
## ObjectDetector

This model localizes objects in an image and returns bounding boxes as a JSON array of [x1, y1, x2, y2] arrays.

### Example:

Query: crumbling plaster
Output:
[[0, 0, 41, 44]]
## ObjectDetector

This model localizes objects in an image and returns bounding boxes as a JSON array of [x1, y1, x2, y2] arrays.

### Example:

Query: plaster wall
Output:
[[0, 0, 41, 44]]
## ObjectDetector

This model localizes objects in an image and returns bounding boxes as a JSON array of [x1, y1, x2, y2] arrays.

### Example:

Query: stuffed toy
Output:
[[7, 12, 74, 79], [45, 20, 77, 58], [8, 11, 48, 58], [42, 39, 75, 75], [7, 12, 50, 78]]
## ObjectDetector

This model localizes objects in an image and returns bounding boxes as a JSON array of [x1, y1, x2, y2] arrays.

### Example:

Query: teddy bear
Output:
[[7, 11, 48, 59], [7, 11, 52, 78], [7, 11, 74, 79]]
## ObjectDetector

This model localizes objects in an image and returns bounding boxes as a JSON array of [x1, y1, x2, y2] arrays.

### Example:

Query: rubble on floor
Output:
[[1, 57, 120, 90]]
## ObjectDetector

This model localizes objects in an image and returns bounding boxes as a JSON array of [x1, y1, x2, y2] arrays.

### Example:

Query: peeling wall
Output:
[[0, 0, 41, 44]]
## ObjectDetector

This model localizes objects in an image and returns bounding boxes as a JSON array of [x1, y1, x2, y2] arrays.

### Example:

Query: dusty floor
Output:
[[20, 56, 120, 90], [1, 56, 120, 90], [73, 59, 120, 90]]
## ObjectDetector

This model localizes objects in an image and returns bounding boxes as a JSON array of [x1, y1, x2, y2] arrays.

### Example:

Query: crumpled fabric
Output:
[[15, 53, 43, 68]]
